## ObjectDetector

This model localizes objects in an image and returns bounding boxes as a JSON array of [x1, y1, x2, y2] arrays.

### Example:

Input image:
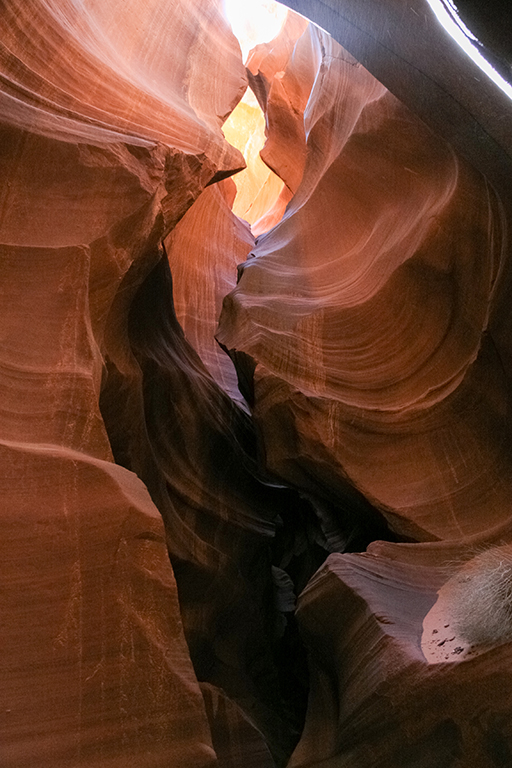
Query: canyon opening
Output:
[[1, 1, 512, 767]]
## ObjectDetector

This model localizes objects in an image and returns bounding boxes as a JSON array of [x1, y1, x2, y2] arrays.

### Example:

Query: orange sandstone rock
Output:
[[218, 25, 510, 542], [0, 0, 249, 763]]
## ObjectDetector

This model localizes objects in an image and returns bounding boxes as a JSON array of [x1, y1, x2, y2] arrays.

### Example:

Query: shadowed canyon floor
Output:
[[1, 1, 512, 766]]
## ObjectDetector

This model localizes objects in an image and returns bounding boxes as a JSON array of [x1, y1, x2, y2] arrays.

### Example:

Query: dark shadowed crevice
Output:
[[99, 245, 399, 765]]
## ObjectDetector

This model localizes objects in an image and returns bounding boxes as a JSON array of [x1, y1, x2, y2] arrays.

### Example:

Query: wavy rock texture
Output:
[[3, 0, 512, 766], [222, 99, 287, 235], [246, 13, 314, 195], [0, 0, 271, 765], [290, 545, 512, 767], [100, 249, 313, 765], [217, 4, 512, 765], [165, 178, 254, 401], [218, 20, 510, 544]]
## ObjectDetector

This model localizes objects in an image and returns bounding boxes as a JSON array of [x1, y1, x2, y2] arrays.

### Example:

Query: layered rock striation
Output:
[[2, 0, 512, 766], [217, 2, 512, 764], [218, 18, 510, 544], [0, 1, 260, 765]]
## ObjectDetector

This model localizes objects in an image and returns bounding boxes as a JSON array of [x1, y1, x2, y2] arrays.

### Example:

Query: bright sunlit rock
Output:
[[223, 0, 288, 61], [426, 0, 512, 100], [222, 99, 285, 228], [221, 0, 289, 230]]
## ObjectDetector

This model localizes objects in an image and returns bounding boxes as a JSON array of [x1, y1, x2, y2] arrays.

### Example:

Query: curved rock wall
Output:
[[2, 0, 512, 766], [0, 1, 252, 765], [218, 33, 510, 541], [249, 2, 512, 764]]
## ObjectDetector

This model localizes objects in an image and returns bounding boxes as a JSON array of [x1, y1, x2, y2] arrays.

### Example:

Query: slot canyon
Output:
[[1, 0, 512, 765]]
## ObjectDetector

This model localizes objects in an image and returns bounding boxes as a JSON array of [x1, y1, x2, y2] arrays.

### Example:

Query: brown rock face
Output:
[[3, 0, 512, 766], [1, 445, 217, 768], [216, 2, 512, 764], [290, 544, 512, 767], [0, 0, 253, 765], [218, 21, 509, 543], [165, 178, 254, 401]]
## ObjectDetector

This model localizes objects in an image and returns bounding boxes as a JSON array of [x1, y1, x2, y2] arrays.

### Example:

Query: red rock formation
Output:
[[3, 0, 512, 765], [216, 4, 512, 764], [0, 0, 260, 765], [100, 250, 303, 765], [246, 14, 314, 196], [1, 444, 217, 768], [289, 544, 512, 767], [165, 178, 253, 401], [222, 100, 287, 235], [218, 21, 510, 543]]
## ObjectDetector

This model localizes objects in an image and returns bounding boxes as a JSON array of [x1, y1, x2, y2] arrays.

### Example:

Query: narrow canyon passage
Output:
[[1, 1, 512, 767]]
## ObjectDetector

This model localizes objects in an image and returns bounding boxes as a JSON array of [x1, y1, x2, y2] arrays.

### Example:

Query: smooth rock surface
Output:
[[218, 16, 511, 543], [290, 548, 512, 767], [222, 99, 287, 234], [217, 5, 512, 765], [3, 0, 512, 766], [0, 443, 217, 768], [0, 0, 250, 764], [165, 178, 254, 401]]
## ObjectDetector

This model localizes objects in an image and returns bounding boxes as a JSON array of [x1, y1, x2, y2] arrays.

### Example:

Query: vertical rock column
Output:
[[0, 0, 249, 765]]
